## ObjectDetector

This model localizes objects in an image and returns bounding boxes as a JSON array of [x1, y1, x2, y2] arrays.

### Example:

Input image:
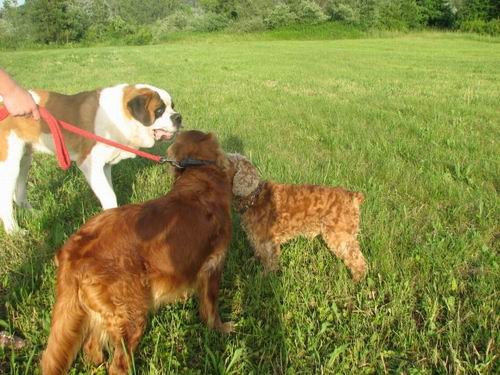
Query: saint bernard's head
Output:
[[123, 84, 181, 147]]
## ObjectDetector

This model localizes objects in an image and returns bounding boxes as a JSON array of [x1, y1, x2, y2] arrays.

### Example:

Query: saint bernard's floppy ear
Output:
[[126, 89, 163, 126]]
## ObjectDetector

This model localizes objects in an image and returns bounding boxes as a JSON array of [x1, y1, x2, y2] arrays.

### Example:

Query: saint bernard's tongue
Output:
[[154, 129, 175, 141]]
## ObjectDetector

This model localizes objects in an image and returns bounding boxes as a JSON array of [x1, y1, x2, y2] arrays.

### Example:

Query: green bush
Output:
[[485, 19, 500, 35], [326, 2, 358, 24], [153, 10, 191, 41], [0, 17, 35, 49], [193, 11, 231, 32], [153, 9, 232, 39], [459, 18, 500, 35], [293, 0, 327, 25], [165, 11, 191, 31], [83, 16, 154, 45], [83, 23, 109, 43], [107, 16, 136, 38], [125, 26, 153, 45], [264, 4, 297, 29], [0, 18, 16, 48], [377, 1, 409, 30], [226, 17, 266, 33], [398, 0, 426, 29]]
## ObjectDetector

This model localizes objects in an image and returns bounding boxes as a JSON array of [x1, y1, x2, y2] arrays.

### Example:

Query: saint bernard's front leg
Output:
[[78, 145, 118, 210], [14, 145, 33, 209], [104, 163, 113, 190], [0, 133, 26, 233]]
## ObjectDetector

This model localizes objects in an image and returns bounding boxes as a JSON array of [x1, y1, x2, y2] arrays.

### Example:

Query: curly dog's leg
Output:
[[253, 241, 280, 272], [322, 230, 367, 282]]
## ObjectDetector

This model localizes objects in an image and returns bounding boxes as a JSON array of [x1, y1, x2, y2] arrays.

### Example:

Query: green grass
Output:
[[0, 33, 499, 374]]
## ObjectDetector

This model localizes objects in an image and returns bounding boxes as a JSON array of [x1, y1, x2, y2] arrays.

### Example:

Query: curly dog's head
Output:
[[226, 153, 261, 197]]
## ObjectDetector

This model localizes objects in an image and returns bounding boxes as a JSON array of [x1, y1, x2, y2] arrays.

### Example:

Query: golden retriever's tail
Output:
[[41, 263, 87, 375]]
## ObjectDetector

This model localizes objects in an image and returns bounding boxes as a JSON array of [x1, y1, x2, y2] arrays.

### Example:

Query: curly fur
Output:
[[227, 153, 367, 281], [41, 131, 234, 375]]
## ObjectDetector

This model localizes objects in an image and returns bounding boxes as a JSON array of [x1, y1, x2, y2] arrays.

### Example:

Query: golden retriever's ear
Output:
[[206, 133, 221, 149], [232, 158, 260, 197]]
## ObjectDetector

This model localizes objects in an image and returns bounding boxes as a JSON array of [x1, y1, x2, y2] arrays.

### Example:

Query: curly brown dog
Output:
[[41, 131, 234, 375], [228, 153, 367, 282]]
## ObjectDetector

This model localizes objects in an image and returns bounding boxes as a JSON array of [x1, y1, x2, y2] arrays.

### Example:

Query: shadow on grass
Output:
[[210, 134, 288, 373], [222, 135, 245, 154], [140, 218, 288, 373]]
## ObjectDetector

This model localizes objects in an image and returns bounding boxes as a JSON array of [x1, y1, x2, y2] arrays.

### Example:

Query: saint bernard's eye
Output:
[[154, 107, 165, 119]]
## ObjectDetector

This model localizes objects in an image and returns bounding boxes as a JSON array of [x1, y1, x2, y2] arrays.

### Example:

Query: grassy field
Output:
[[0, 33, 499, 374]]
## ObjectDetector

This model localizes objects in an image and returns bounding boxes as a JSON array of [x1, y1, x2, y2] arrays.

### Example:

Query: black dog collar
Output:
[[159, 157, 215, 169], [237, 181, 266, 214]]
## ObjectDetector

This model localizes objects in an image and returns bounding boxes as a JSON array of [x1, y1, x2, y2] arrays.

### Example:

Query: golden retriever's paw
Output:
[[217, 321, 235, 334]]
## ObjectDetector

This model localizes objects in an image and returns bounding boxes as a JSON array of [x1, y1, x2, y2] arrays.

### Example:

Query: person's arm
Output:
[[0, 69, 40, 120]]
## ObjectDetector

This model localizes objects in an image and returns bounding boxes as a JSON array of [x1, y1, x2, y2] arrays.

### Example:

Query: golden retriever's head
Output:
[[226, 153, 261, 197], [167, 130, 228, 175]]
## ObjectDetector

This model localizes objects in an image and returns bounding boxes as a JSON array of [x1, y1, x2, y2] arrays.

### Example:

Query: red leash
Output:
[[0, 106, 163, 170]]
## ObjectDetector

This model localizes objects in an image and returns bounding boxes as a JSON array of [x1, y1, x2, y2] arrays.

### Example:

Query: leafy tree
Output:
[[2, 0, 499, 47], [326, 1, 358, 23], [358, 0, 379, 28], [377, 0, 425, 29], [293, 0, 327, 24], [25, 0, 89, 43], [106, 0, 183, 24], [458, 0, 495, 21], [264, 3, 297, 28], [417, 0, 456, 27]]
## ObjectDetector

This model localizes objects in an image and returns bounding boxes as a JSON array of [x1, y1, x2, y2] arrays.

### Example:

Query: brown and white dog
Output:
[[0, 84, 181, 233], [41, 130, 233, 375]]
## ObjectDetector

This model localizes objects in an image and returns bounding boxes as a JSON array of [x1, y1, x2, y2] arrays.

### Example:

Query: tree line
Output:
[[1, 0, 499, 47]]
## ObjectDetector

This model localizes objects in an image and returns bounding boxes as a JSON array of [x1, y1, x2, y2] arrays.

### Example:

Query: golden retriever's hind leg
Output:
[[81, 275, 149, 375], [322, 231, 367, 282], [83, 330, 105, 366], [197, 268, 234, 334], [107, 312, 147, 375]]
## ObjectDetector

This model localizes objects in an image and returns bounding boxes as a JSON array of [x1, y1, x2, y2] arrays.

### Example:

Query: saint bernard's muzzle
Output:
[[125, 85, 182, 142]]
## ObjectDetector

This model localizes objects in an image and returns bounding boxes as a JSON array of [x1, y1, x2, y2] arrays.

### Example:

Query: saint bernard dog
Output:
[[0, 83, 181, 233]]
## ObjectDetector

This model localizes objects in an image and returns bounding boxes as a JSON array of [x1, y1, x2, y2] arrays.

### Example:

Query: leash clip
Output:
[[159, 156, 183, 168]]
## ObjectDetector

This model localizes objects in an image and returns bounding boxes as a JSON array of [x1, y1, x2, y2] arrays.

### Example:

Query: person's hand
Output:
[[2, 85, 40, 120]]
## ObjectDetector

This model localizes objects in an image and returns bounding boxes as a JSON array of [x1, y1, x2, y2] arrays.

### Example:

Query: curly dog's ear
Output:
[[228, 153, 261, 197]]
